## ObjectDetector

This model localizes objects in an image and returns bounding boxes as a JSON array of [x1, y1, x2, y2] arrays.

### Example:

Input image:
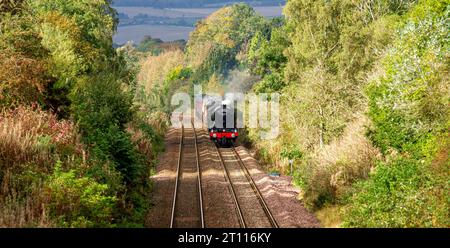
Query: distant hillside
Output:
[[113, 0, 286, 8]]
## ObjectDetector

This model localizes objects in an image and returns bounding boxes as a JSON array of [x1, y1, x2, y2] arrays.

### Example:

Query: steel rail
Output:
[[215, 146, 247, 228], [231, 147, 279, 228], [193, 125, 205, 228], [170, 125, 184, 228]]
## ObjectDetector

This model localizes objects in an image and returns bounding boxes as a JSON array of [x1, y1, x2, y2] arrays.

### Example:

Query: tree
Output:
[[282, 0, 415, 149], [187, 4, 269, 83], [0, 3, 50, 109], [247, 20, 290, 93], [366, 0, 449, 154], [31, 0, 118, 88]]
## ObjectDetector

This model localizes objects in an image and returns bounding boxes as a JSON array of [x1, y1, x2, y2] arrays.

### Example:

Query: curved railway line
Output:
[[169, 125, 278, 228]]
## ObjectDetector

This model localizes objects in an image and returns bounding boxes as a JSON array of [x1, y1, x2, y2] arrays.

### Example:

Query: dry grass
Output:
[[146, 111, 170, 136], [303, 115, 381, 207], [315, 205, 342, 228], [0, 184, 54, 227], [0, 105, 81, 170], [0, 106, 82, 227]]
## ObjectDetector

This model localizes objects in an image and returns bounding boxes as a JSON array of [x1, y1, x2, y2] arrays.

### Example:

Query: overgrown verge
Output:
[[0, 0, 164, 227]]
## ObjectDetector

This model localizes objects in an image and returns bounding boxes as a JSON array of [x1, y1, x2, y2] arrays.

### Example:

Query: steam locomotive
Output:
[[201, 97, 239, 146]]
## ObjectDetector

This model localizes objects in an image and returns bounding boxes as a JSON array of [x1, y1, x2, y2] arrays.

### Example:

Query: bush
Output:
[[46, 161, 117, 227], [0, 106, 87, 227], [128, 119, 165, 160], [70, 73, 142, 181], [166, 66, 192, 82], [343, 151, 449, 227]]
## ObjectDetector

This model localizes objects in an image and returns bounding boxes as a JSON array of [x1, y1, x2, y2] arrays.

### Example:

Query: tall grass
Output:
[[246, 115, 381, 211], [0, 105, 82, 227], [299, 116, 381, 209]]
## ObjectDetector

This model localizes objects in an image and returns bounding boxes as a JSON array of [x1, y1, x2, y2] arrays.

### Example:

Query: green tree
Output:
[[344, 0, 449, 227], [282, 0, 414, 149], [247, 20, 290, 93], [187, 3, 269, 83], [31, 0, 118, 88]]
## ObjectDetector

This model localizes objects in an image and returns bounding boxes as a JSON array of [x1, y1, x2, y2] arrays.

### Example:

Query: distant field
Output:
[[169, 6, 284, 17], [115, 6, 283, 18], [114, 25, 193, 44], [115, 7, 201, 18], [113, 6, 284, 44]]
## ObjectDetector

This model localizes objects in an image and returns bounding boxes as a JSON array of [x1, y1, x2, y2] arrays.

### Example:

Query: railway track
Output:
[[170, 125, 205, 228], [170, 125, 277, 228], [216, 146, 279, 228]]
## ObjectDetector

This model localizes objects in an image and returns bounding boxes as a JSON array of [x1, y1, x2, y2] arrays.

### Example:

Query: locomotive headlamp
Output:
[[213, 133, 217, 138], [231, 133, 236, 138]]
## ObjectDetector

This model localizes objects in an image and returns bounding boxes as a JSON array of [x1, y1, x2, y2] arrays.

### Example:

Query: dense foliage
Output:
[[1, 0, 448, 228], [186, 4, 270, 84], [343, 0, 449, 227], [0, 0, 162, 227]]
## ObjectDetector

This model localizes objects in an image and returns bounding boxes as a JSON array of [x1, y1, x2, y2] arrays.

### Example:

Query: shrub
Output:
[[0, 106, 86, 227], [70, 73, 142, 182], [343, 150, 449, 227], [166, 66, 192, 82], [46, 161, 116, 227], [128, 119, 165, 161]]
